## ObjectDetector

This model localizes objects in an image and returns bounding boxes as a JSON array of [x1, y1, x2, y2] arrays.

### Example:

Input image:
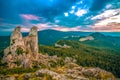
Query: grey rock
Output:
[[2, 26, 38, 68]]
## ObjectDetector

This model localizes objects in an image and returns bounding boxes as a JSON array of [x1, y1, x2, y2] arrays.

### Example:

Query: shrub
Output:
[[16, 47, 24, 55]]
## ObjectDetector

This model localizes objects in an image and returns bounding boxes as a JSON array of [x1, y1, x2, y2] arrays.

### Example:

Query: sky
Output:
[[0, 0, 120, 35]]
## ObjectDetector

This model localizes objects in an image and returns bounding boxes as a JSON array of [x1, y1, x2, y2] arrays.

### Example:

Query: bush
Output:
[[16, 47, 24, 55]]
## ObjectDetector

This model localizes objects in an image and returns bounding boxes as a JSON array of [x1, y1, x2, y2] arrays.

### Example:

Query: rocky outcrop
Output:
[[0, 62, 115, 80], [64, 63, 115, 80], [55, 43, 71, 48], [4, 26, 24, 56], [2, 26, 38, 68], [79, 36, 94, 42], [2, 26, 60, 69], [36, 69, 67, 80]]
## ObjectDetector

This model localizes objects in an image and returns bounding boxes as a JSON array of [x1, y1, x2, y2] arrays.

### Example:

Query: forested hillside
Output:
[[39, 40, 120, 77]]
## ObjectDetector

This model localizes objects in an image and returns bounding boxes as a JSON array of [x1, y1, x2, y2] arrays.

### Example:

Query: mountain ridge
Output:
[[1, 29, 120, 36], [0, 29, 120, 48]]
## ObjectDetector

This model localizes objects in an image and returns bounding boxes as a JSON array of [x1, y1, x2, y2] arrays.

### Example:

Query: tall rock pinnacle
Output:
[[25, 26, 38, 58], [10, 26, 25, 55], [29, 26, 38, 36], [29, 26, 38, 55], [2, 26, 39, 68]]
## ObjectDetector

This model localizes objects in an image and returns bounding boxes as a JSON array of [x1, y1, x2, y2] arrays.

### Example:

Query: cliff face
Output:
[[2, 26, 38, 68]]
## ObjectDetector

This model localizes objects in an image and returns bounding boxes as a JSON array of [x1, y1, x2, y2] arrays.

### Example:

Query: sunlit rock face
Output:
[[10, 26, 24, 46], [2, 26, 38, 68], [4, 27, 25, 56], [24, 26, 38, 58], [10, 26, 25, 55]]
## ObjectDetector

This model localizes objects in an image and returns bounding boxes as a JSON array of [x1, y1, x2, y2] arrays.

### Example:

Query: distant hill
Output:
[[0, 29, 120, 49], [37, 29, 92, 45], [37, 30, 120, 46], [80, 32, 120, 51], [0, 36, 10, 50]]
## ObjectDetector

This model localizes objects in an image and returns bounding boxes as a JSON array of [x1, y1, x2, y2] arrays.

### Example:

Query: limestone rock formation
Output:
[[4, 26, 25, 56], [2, 26, 38, 68], [24, 27, 38, 58], [79, 36, 94, 42]]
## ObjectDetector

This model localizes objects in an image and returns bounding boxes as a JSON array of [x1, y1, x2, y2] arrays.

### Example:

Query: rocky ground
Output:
[[0, 60, 115, 80]]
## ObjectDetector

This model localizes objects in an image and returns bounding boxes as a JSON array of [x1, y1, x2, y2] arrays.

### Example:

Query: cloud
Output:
[[52, 26, 82, 31], [64, 13, 69, 17], [71, 6, 76, 9], [20, 14, 40, 21], [1, 22, 120, 32], [55, 20, 60, 23], [0, 0, 120, 33], [91, 9, 120, 20], [94, 14, 120, 26], [0, 23, 16, 29], [1, 26, 30, 32], [69, 10, 75, 14], [33, 23, 53, 30], [32, 22, 82, 31], [21, 27, 30, 32], [88, 22, 120, 32], [0, 22, 30, 32], [105, 4, 112, 9], [52, 24, 120, 32], [90, 8, 120, 32], [75, 9, 88, 17]]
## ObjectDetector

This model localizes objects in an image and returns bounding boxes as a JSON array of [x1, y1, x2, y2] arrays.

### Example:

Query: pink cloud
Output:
[[88, 22, 120, 32], [52, 26, 82, 31], [13, 21, 120, 32], [20, 14, 39, 21], [89, 13, 120, 32], [21, 27, 30, 32], [91, 9, 120, 20], [33, 23, 82, 31], [33, 23, 52, 30]]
